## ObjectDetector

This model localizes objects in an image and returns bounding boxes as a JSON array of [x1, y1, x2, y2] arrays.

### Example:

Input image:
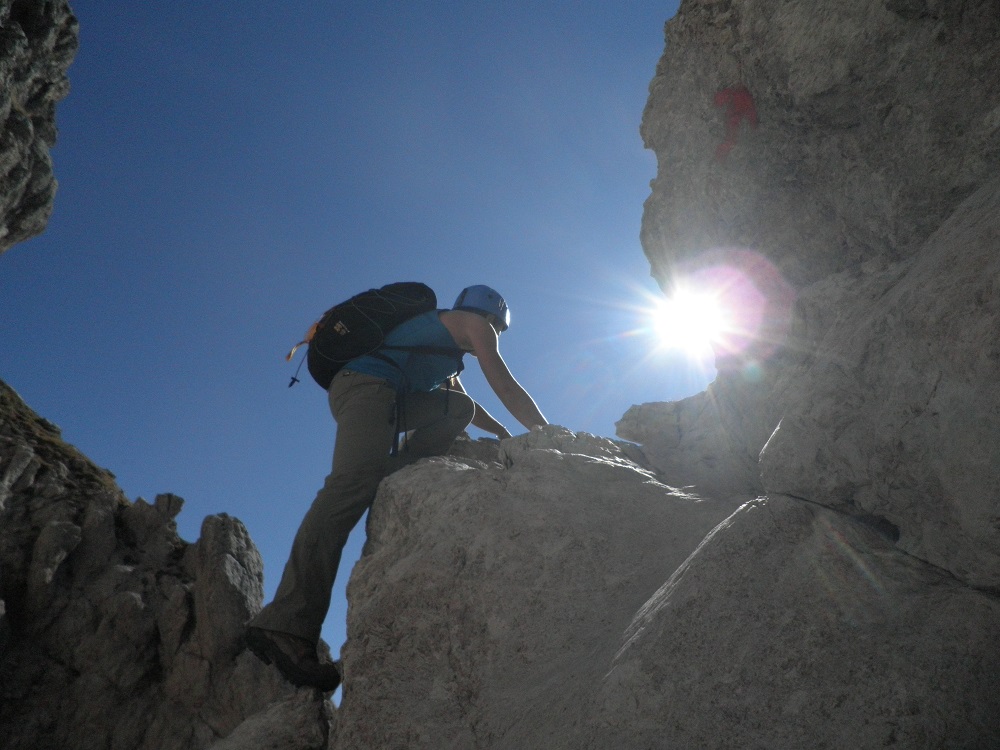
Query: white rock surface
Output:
[[639, 0, 1000, 287], [334, 427, 746, 749], [332, 427, 1000, 748], [759, 178, 1000, 588], [594, 495, 1000, 748], [626, 0, 1000, 592]]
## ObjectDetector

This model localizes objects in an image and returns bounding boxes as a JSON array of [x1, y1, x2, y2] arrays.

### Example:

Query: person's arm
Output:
[[449, 377, 513, 439], [461, 319, 548, 431]]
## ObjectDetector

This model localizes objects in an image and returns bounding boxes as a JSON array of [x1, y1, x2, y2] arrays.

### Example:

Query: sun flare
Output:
[[653, 288, 729, 356]]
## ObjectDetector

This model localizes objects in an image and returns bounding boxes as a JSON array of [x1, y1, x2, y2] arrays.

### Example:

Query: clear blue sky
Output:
[[2, 1, 701, 675]]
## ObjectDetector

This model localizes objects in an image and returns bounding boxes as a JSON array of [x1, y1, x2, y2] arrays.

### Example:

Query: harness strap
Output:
[[367, 346, 465, 456]]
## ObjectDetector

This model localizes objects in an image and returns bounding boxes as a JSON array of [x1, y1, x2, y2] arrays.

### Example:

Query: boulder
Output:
[[334, 427, 746, 749]]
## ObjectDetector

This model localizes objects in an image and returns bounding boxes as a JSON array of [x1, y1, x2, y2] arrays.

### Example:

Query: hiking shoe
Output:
[[246, 626, 341, 692]]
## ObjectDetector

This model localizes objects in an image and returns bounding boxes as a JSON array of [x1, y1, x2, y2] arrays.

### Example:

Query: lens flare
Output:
[[654, 287, 729, 356], [576, 247, 795, 404], [645, 248, 796, 367]]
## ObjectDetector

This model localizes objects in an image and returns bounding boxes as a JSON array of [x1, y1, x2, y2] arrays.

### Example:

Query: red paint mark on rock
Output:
[[714, 86, 758, 161]]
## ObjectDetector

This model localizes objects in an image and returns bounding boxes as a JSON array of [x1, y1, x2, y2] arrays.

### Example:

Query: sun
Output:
[[653, 287, 729, 356]]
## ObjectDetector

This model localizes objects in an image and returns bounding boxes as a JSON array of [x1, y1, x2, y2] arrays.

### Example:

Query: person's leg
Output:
[[251, 372, 397, 643], [393, 388, 475, 466]]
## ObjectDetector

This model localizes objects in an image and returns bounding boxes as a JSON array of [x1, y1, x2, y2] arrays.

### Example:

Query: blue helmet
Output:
[[453, 285, 510, 331]]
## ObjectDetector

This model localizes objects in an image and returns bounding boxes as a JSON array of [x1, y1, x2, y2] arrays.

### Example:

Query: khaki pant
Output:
[[252, 370, 474, 642]]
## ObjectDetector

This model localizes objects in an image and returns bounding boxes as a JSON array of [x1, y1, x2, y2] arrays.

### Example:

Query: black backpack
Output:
[[288, 282, 464, 389]]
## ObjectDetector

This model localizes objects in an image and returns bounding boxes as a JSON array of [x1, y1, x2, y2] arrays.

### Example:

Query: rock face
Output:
[[335, 428, 743, 748], [330, 430, 1000, 749], [622, 176, 1000, 591], [0, 381, 328, 750], [756, 179, 1000, 589], [595, 494, 1000, 749], [626, 0, 1000, 593], [0, 0, 78, 253], [599, 0, 1000, 745], [638, 0, 1000, 287]]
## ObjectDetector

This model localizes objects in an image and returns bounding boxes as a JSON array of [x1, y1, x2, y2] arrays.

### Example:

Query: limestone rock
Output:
[[758, 177, 1000, 588], [598, 2, 1000, 744], [186, 512, 266, 664], [332, 421, 1000, 747], [627, 0, 1000, 592], [208, 693, 334, 750], [616, 381, 768, 498], [593, 495, 1000, 748], [0, 0, 78, 253], [639, 0, 1000, 287], [624, 180, 1000, 589], [334, 426, 746, 749], [0, 381, 324, 750]]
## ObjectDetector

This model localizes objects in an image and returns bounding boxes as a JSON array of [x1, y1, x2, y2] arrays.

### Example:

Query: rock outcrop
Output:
[[0, 0, 78, 253], [638, 0, 1000, 287], [332, 440, 999, 747], [335, 428, 743, 748], [622, 175, 1000, 591], [625, 0, 1000, 592], [600, 0, 1000, 745], [0, 381, 331, 750]]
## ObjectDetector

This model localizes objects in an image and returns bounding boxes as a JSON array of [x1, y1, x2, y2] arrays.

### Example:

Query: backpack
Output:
[[287, 282, 463, 389]]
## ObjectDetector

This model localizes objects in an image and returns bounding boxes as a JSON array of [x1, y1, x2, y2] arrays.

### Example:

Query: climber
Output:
[[246, 285, 548, 691]]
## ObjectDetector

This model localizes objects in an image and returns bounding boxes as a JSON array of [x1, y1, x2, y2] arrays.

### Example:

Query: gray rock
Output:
[[595, 1, 1000, 745], [0, 444, 36, 508], [334, 427, 745, 749], [593, 495, 1000, 748], [25, 519, 81, 623], [0, 0, 78, 254], [0, 380, 308, 750], [625, 177, 1000, 590], [758, 178, 1000, 588], [629, 0, 1000, 591], [639, 0, 1000, 287], [617, 386, 766, 497], [188, 513, 265, 664], [208, 693, 334, 750]]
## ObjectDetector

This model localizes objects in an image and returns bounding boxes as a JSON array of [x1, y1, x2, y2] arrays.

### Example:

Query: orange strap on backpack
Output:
[[285, 320, 320, 362]]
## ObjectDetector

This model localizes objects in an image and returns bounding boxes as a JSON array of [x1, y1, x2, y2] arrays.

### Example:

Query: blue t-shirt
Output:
[[344, 310, 464, 392]]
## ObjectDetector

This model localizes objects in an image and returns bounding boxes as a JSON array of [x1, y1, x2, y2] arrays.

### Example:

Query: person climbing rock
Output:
[[246, 285, 547, 691]]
